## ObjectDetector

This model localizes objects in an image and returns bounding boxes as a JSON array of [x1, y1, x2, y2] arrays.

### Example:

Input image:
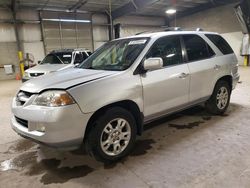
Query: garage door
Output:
[[41, 11, 93, 54]]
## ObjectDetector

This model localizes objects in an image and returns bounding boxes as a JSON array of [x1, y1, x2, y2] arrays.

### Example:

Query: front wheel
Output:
[[85, 107, 137, 163], [205, 80, 231, 115]]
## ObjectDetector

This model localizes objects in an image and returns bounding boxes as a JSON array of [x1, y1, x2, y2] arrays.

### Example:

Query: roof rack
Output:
[[135, 27, 204, 35], [51, 49, 74, 53], [50, 48, 91, 53], [196, 28, 204, 31], [74, 48, 90, 51], [135, 27, 182, 35], [135, 30, 158, 35], [163, 27, 182, 31]]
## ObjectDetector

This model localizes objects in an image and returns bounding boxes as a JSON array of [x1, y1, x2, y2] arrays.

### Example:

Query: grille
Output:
[[16, 91, 33, 106], [15, 116, 28, 128], [30, 72, 44, 77]]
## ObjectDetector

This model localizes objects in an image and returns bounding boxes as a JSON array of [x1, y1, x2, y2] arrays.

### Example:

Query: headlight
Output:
[[23, 72, 29, 78], [32, 90, 75, 107]]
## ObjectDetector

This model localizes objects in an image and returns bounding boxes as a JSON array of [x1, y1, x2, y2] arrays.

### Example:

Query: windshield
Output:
[[79, 38, 149, 71], [40, 52, 72, 65]]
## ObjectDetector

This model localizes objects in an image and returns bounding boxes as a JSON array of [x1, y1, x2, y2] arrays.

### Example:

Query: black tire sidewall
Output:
[[206, 80, 231, 115], [86, 107, 137, 163]]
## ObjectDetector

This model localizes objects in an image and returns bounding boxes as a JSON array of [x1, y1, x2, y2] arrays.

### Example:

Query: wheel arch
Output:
[[205, 74, 232, 115], [84, 100, 144, 141], [216, 75, 233, 91]]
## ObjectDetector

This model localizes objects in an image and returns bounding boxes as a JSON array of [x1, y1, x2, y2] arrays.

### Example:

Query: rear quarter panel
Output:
[[210, 54, 237, 94], [201, 33, 238, 95]]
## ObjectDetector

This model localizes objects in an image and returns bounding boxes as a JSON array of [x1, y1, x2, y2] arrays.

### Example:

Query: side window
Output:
[[82, 52, 89, 60], [205, 34, 234, 55], [74, 53, 84, 64], [146, 36, 183, 67], [183, 35, 215, 62]]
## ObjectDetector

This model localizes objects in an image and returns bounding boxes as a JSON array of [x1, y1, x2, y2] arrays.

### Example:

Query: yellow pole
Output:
[[18, 51, 24, 76], [244, 56, 248, 66]]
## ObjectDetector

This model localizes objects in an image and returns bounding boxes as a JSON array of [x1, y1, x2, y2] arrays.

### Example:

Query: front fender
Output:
[[67, 72, 143, 114]]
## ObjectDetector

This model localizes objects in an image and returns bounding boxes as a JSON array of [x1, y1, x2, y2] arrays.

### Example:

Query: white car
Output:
[[12, 30, 239, 162], [22, 48, 92, 82]]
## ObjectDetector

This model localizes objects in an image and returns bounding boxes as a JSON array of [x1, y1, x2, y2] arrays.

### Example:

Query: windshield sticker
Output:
[[63, 55, 71, 57], [128, 40, 147, 45]]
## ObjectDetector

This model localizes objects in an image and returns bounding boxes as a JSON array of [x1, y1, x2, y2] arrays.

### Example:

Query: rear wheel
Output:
[[205, 80, 231, 115], [85, 107, 137, 163]]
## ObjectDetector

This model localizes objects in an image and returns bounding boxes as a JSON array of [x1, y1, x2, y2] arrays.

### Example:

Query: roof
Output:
[[118, 30, 219, 40]]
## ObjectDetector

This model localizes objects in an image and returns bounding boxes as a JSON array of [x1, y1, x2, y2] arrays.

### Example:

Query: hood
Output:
[[26, 64, 72, 73], [20, 68, 118, 93]]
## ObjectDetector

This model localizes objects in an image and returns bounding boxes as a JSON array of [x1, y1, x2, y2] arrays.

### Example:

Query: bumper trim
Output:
[[11, 101, 93, 150], [232, 74, 240, 90], [18, 133, 81, 150]]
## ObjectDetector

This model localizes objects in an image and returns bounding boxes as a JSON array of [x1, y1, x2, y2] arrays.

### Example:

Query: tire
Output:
[[85, 107, 137, 163], [205, 80, 231, 115]]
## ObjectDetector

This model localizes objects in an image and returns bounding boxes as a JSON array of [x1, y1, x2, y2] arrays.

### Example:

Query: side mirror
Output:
[[143, 57, 163, 71]]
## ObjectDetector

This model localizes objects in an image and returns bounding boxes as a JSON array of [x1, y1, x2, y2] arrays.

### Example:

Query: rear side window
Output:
[[183, 35, 215, 62], [82, 52, 89, 59], [205, 34, 234, 55]]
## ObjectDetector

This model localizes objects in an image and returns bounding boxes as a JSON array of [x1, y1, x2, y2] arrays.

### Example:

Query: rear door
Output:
[[182, 34, 216, 102], [141, 35, 190, 118]]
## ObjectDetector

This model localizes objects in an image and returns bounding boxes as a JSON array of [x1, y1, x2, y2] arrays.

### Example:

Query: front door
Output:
[[141, 35, 190, 118]]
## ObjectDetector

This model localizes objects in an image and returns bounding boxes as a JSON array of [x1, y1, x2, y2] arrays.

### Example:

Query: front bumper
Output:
[[11, 98, 93, 150]]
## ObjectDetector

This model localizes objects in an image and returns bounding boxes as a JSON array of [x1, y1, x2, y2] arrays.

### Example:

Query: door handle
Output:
[[179, 73, 189, 79], [214, 64, 221, 70]]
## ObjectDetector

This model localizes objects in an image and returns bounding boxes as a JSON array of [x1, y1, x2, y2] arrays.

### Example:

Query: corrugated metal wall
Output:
[[17, 10, 45, 64], [0, 42, 19, 80], [92, 14, 109, 50], [41, 11, 93, 54], [114, 15, 165, 38], [172, 4, 244, 65], [0, 9, 110, 80], [0, 10, 165, 80], [0, 10, 19, 80]]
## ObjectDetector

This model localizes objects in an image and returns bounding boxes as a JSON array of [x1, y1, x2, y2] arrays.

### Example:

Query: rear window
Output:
[[205, 34, 234, 55]]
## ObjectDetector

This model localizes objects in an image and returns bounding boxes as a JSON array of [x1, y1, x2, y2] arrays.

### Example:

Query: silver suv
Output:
[[11, 31, 240, 162], [22, 48, 91, 82]]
